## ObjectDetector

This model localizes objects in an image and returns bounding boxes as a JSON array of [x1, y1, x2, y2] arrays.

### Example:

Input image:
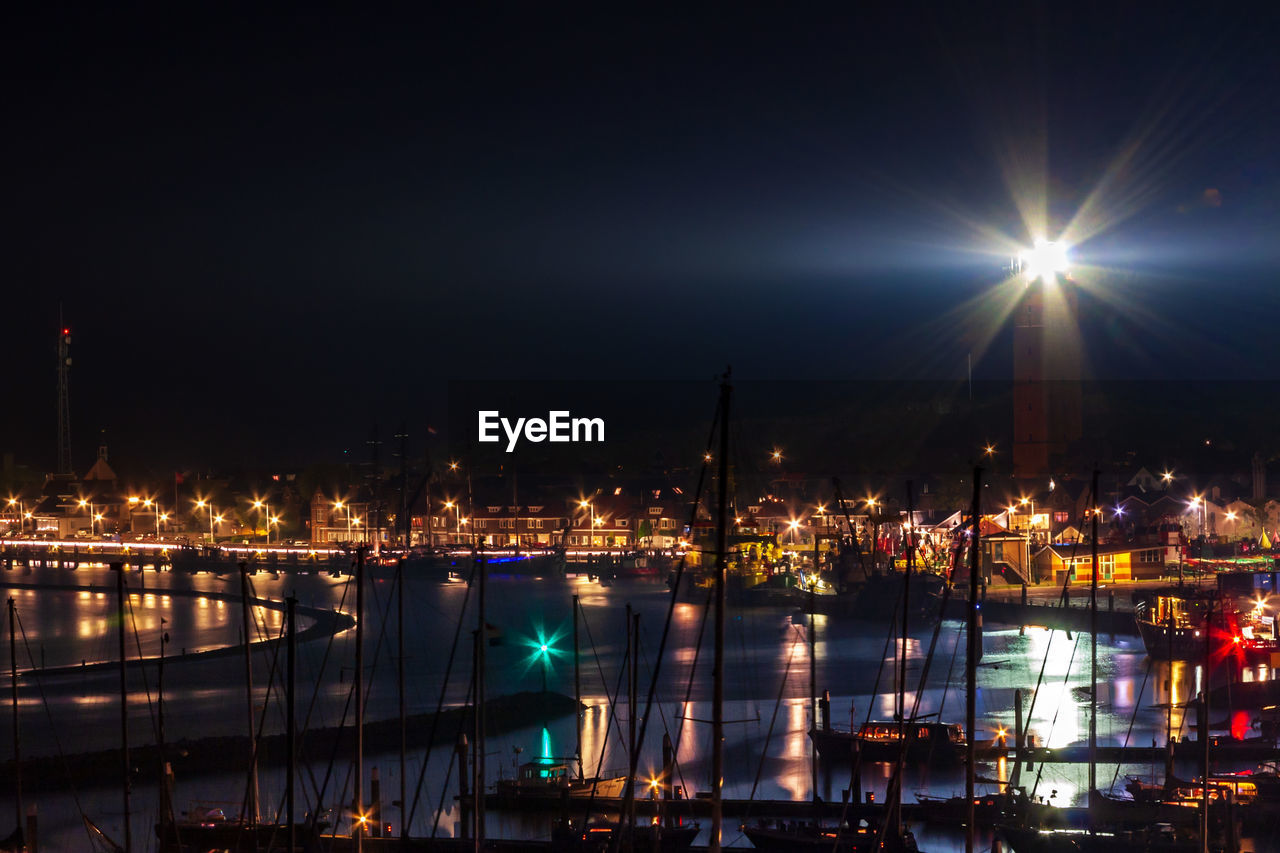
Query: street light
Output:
[[444, 500, 459, 543], [77, 498, 97, 537], [127, 495, 155, 537], [816, 503, 830, 542], [1190, 496, 1207, 538], [334, 500, 352, 542], [578, 499, 592, 548], [864, 497, 881, 565], [770, 449, 783, 463], [6, 498, 23, 534], [252, 499, 273, 544], [142, 498, 162, 538], [195, 499, 216, 543]]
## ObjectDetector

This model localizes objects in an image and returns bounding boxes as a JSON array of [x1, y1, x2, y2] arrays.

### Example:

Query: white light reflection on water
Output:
[[777, 699, 808, 800]]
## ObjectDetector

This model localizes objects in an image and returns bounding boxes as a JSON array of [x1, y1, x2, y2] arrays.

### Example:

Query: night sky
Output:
[[4, 4, 1279, 472]]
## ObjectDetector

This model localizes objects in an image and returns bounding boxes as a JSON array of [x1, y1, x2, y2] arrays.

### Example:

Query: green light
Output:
[[541, 726, 552, 760], [517, 622, 569, 684]]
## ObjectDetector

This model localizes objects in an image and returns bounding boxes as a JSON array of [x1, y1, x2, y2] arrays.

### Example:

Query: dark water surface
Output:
[[0, 564, 1260, 850]]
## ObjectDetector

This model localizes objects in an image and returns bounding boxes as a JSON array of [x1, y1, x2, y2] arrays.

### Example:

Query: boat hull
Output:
[[997, 824, 1198, 853]]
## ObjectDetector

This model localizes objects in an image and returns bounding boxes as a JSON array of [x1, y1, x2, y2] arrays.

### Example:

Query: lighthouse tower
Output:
[[1011, 241, 1081, 481]]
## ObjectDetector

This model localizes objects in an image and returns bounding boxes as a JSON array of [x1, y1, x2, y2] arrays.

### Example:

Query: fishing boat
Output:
[[494, 760, 629, 799], [582, 550, 672, 581], [742, 817, 919, 852], [827, 568, 948, 623], [481, 547, 567, 578], [551, 818, 700, 851], [395, 545, 473, 581], [997, 822, 1199, 853], [913, 787, 1028, 827], [809, 717, 966, 765], [1133, 574, 1280, 661], [159, 805, 323, 852]]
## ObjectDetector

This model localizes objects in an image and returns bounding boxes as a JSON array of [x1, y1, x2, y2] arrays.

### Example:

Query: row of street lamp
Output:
[[194, 498, 282, 544]]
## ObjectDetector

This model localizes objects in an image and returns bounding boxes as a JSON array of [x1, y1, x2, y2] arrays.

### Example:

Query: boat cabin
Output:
[[857, 722, 965, 744], [512, 760, 573, 787]]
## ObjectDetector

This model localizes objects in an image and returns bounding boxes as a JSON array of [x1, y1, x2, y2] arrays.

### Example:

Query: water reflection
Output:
[[7, 569, 1274, 851]]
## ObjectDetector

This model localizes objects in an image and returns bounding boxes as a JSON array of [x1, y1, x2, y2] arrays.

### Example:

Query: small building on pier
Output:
[[1034, 541, 1168, 584]]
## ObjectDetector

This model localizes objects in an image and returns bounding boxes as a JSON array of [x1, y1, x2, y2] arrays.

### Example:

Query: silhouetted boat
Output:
[[997, 822, 1198, 853], [551, 819, 699, 851], [809, 718, 967, 765], [742, 818, 919, 852], [494, 760, 629, 799], [1133, 575, 1279, 661]]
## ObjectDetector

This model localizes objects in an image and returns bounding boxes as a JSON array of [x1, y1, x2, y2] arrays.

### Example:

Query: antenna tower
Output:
[[57, 318, 73, 475]]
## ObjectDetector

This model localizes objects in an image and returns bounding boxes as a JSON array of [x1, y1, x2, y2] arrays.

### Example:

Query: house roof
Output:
[[84, 457, 117, 482], [979, 518, 1007, 537], [1038, 541, 1164, 560]]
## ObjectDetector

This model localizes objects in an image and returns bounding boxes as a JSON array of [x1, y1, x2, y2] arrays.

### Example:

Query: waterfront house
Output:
[[1033, 541, 1167, 584]]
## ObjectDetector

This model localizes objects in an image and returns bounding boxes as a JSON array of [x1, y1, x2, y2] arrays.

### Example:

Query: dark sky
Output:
[[4, 4, 1279, 472]]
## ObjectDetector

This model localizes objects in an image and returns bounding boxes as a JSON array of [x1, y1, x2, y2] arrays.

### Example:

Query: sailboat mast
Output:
[[424, 446, 435, 548], [1201, 599, 1212, 853], [355, 546, 365, 852], [574, 593, 583, 781], [396, 421, 409, 845], [8, 598, 21, 835], [398, 425, 409, 550], [627, 604, 636, 769], [468, 471, 476, 551], [1089, 469, 1099, 800], [398, 555, 407, 845], [630, 608, 640, 834], [114, 561, 133, 853], [287, 594, 297, 853], [710, 374, 730, 853], [965, 470, 981, 853], [809, 579, 817, 804], [238, 562, 259, 824], [893, 480, 916, 839], [370, 425, 382, 558], [901, 481, 913, 729], [1167, 606, 1174, 777], [474, 555, 487, 852]]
